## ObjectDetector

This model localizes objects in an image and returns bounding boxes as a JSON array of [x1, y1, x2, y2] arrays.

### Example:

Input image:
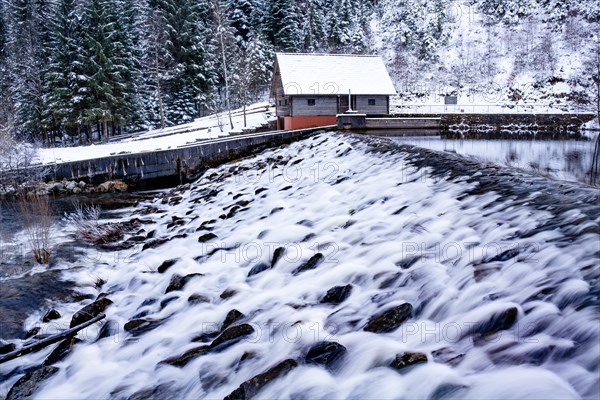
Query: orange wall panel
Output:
[[284, 116, 337, 130]]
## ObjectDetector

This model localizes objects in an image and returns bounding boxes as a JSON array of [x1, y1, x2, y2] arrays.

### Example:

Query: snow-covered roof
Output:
[[275, 53, 396, 96]]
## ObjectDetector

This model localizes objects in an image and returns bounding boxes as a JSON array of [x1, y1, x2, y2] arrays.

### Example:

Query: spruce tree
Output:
[[44, 0, 81, 142], [158, 0, 216, 124], [298, 0, 327, 52], [9, 0, 51, 142], [264, 0, 300, 51]]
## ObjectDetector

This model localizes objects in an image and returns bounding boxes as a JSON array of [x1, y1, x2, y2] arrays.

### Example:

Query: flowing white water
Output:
[[1, 133, 598, 399]]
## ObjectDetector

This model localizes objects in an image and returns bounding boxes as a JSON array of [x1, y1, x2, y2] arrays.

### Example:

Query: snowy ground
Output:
[[37, 103, 275, 165], [389, 95, 595, 115], [0, 133, 598, 399]]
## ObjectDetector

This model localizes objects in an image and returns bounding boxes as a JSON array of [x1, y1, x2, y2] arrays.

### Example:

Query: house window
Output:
[[307, 99, 316, 106], [368, 99, 376, 106]]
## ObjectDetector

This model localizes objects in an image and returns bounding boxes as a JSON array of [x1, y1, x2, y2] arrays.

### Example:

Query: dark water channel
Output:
[[0, 192, 154, 340]]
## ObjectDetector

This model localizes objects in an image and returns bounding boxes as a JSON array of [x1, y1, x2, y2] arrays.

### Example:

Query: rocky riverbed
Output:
[[0, 132, 598, 399]]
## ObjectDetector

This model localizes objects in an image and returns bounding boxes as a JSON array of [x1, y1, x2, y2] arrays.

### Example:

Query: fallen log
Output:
[[0, 313, 106, 365]]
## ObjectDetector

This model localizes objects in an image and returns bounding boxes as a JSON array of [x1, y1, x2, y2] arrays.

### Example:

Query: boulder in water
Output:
[[247, 262, 271, 277], [222, 310, 245, 330], [0, 342, 16, 354], [224, 359, 298, 400], [124, 319, 163, 336], [157, 258, 179, 273], [70, 298, 113, 328], [42, 309, 61, 323], [363, 303, 413, 333], [6, 366, 59, 400], [292, 253, 325, 275], [198, 233, 218, 243], [43, 337, 81, 365], [305, 341, 347, 369], [320, 285, 353, 304], [389, 352, 427, 371], [165, 273, 204, 293]]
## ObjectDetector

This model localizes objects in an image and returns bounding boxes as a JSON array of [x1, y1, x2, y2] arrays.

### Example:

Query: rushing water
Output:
[[0, 133, 598, 399], [391, 136, 598, 185]]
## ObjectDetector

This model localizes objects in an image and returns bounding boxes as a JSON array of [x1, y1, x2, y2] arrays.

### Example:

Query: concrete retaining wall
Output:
[[382, 113, 596, 139], [42, 126, 335, 188]]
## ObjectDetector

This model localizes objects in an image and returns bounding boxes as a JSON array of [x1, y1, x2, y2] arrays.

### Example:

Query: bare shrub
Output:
[[0, 130, 48, 193], [66, 202, 123, 245], [16, 193, 53, 264]]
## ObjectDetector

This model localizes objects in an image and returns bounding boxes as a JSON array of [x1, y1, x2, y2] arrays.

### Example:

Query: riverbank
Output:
[[0, 132, 597, 399]]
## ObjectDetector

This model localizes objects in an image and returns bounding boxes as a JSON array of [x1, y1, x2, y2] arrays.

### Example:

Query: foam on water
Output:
[[1, 133, 598, 399]]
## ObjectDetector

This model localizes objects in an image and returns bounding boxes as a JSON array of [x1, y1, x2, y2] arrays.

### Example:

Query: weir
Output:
[[40, 126, 336, 187], [337, 112, 596, 139]]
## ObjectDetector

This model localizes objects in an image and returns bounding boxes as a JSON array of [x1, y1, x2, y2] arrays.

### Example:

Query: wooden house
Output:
[[271, 53, 397, 130]]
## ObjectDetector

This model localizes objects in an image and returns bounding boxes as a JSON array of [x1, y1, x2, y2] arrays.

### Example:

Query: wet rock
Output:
[[432, 348, 465, 367], [43, 337, 81, 365], [378, 273, 402, 289], [292, 253, 325, 275], [42, 309, 61, 323], [305, 342, 347, 369], [363, 303, 413, 333], [23, 327, 40, 340], [96, 319, 119, 341], [389, 352, 427, 371], [483, 248, 520, 263], [255, 188, 267, 195], [247, 262, 270, 277], [97, 180, 128, 193], [165, 273, 204, 293], [198, 232, 218, 243], [197, 219, 217, 231], [467, 307, 519, 338], [127, 382, 179, 400], [320, 285, 353, 304], [166, 216, 185, 229], [160, 345, 210, 367], [188, 294, 211, 305], [6, 366, 59, 400], [224, 359, 298, 400], [164, 324, 255, 367], [142, 238, 169, 251], [430, 383, 468, 400], [157, 258, 179, 274], [210, 323, 255, 351], [0, 342, 16, 354], [220, 288, 238, 300], [222, 310, 245, 330], [124, 319, 162, 336], [70, 298, 113, 328], [395, 256, 420, 270], [160, 296, 179, 309], [272, 247, 285, 267]]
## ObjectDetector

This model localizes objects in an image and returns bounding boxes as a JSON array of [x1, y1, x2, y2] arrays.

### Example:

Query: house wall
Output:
[[355, 96, 389, 114], [284, 116, 337, 130], [273, 65, 291, 117], [291, 96, 338, 116]]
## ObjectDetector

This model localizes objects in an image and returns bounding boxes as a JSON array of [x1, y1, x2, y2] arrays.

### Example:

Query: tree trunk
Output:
[[78, 125, 82, 146]]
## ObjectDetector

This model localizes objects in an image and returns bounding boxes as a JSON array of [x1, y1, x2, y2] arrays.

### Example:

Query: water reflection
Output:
[[392, 136, 597, 185]]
